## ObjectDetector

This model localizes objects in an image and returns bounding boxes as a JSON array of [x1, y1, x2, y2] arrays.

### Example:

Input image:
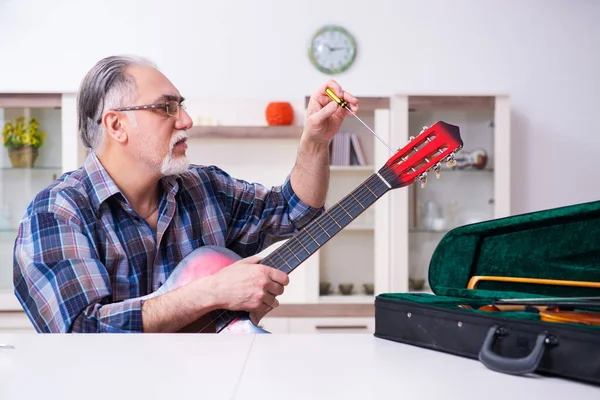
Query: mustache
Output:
[[170, 131, 189, 150]]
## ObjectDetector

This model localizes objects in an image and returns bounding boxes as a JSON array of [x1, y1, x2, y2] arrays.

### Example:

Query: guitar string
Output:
[[195, 168, 395, 333], [269, 173, 386, 270], [197, 147, 448, 333], [260, 143, 451, 276], [196, 158, 433, 333]]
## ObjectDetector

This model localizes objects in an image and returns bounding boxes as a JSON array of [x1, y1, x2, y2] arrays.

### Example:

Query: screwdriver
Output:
[[325, 87, 394, 153]]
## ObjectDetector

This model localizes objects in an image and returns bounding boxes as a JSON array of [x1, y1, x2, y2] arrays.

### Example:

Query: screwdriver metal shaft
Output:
[[325, 87, 394, 153]]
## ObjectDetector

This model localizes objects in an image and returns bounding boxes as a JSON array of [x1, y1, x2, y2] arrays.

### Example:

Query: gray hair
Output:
[[76, 55, 155, 153]]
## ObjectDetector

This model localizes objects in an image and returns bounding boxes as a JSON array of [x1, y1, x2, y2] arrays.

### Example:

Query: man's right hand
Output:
[[209, 256, 290, 316]]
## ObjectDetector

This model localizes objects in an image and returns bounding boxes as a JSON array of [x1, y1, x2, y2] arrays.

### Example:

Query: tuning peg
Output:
[[418, 172, 428, 188], [445, 152, 457, 168], [420, 126, 429, 133], [433, 163, 441, 179]]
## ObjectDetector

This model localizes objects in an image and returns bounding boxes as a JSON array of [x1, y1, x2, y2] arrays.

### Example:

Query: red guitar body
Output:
[[143, 121, 463, 334]]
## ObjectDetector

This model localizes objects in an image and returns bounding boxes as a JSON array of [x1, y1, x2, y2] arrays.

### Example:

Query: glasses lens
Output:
[[165, 101, 178, 116]]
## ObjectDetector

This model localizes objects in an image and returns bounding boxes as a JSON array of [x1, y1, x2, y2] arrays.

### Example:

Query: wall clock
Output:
[[308, 25, 356, 75]]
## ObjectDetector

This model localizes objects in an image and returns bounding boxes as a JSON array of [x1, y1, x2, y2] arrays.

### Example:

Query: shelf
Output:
[[408, 95, 495, 111], [1, 166, 62, 171], [319, 295, 374, 304], [0, 93, 62, 109], [304, 96, 390, 111], [188, 125, 303, 139]]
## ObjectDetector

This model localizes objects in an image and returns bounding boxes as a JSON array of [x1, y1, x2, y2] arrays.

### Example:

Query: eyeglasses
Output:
[[97, 100, 186, 123]]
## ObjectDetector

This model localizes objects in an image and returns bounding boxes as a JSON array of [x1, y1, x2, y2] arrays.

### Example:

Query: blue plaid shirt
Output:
[[13, 152, 322, 333]]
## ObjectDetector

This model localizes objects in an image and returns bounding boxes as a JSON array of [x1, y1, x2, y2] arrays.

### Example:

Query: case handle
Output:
[[478, 325, 554, 375]]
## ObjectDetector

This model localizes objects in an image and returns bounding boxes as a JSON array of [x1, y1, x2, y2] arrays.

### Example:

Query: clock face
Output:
[[308, 25, 356, 75]]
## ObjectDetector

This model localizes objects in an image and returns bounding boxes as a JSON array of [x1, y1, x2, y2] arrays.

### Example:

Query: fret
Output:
[[284, 237, 311, 261], [268, 249, 294, 272], [271, 244, 300, 270], [313, 218, 331, 238], [302, 225, 320, 245], [350, 192, 365, 208], [285, 243, 302, 262], [363, 181, 378, 198], [324, 211, 343, 229], [295, 228, 321, 256], [337, 202, 353, 219]]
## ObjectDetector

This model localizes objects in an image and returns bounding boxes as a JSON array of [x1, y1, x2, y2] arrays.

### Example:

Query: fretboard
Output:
[[261, 171, 391, 274]]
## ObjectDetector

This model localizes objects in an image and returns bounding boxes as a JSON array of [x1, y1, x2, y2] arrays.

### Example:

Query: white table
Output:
[[0, 333, 598, 400]]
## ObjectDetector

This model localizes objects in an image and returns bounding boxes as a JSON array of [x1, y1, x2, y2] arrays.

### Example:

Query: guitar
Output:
[[142, 121, 463, 334]]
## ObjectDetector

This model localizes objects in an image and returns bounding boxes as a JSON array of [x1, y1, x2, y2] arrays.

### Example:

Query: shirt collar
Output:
[[83, 151, 182, 211]]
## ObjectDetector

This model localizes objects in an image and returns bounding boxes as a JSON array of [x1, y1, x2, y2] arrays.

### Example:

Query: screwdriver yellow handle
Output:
[[325, 87, 348, 108]]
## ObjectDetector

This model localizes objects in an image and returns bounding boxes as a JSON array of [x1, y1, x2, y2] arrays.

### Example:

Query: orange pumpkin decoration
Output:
[[265, 102, 294, 126]]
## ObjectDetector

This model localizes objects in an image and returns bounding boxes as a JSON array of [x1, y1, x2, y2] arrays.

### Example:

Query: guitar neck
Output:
[[261, 171, 391, 274]]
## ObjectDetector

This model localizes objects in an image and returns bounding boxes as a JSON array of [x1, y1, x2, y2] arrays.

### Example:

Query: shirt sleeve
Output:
[[202, 166, 325, 257], [13, 211, 144, 333]]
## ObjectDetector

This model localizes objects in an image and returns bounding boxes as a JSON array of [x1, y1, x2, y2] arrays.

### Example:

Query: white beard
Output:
[[160, 130, 190, 176]]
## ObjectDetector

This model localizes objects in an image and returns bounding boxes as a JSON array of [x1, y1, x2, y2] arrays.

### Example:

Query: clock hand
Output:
[[325, 87, 394, 153]]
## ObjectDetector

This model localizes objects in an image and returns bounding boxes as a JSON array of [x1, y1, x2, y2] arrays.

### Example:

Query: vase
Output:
[[265, 102, 294, 126], [8, 146, 39, 168]]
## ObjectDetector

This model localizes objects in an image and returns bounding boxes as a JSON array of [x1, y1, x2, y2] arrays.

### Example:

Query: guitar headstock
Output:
[[379, 121, 463, 189]]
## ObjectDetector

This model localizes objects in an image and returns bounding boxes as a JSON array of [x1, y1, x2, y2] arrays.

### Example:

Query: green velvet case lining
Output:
[[380, 200, 600, 331]]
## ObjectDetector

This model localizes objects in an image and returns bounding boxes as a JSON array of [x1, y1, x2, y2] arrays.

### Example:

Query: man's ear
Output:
[[102, 111, 128, 144]]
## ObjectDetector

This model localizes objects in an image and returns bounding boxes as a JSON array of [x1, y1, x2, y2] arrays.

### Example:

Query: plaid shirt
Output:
[[13, 152, 322, 333]]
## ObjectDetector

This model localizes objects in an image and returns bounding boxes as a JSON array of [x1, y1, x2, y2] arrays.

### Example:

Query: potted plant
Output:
[[2, 116, 46, 168]]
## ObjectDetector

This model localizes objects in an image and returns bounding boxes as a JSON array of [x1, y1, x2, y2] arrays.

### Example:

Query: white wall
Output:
[[0, 0, 599, 215]]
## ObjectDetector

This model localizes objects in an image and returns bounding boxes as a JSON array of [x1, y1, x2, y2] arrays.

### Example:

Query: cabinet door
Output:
[[288, 317, 374, 334]]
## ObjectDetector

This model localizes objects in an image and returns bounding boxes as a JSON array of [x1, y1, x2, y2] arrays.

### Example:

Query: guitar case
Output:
[[374, 199, 600, 386]]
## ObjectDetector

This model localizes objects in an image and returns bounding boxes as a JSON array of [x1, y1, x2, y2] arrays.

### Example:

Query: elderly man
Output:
[[13, 55, 358, 333]]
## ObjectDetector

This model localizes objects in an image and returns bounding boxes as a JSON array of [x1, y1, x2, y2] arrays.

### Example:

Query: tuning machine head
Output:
[[417, 172, 428, 188], [433, 162, 441, 179], [445, 152, 457, 168]]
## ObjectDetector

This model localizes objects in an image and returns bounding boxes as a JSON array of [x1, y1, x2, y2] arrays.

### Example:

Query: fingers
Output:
[[268, 267, 290, 286], [308, 100, 340, 127], [263, 293, 279, 309], [311, 79, 343, 104], [266, 280, 285, 296], [309, 80, 358, 114], [243, 256, 263, 264]]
